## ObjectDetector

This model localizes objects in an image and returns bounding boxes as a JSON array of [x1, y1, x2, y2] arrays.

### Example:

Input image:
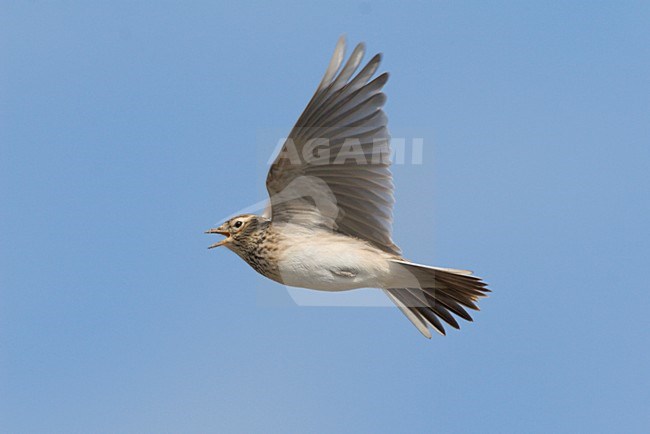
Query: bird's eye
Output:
[[233, 220, 243, 229]]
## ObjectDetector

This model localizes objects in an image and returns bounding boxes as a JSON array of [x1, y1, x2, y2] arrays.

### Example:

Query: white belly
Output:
[[277, 231, 391, 291]]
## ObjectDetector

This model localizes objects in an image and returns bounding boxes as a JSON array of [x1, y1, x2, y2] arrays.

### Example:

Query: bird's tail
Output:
[[383, 260, 490, 338]]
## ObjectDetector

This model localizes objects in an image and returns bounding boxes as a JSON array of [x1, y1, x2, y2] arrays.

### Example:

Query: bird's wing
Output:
[[266, 36, 399, 255]]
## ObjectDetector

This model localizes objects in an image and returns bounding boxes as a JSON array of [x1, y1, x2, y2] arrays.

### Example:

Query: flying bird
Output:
[[206, 37, 489, 338]]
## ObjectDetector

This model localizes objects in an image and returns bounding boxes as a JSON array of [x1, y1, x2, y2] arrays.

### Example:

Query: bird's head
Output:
[[205, 214, 266, 251]]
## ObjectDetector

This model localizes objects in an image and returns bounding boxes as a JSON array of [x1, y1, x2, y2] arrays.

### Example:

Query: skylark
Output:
[[206, 37, 489, 338]]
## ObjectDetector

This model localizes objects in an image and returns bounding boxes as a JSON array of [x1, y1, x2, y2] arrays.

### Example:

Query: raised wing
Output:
[[266, 37, 399, 255]]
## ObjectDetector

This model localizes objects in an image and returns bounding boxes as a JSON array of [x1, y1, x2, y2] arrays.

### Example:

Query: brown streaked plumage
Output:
[[206, 37, 490, 338]]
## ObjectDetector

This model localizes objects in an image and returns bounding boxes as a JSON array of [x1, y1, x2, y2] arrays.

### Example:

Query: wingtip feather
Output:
[[318, 36, 346, 90]]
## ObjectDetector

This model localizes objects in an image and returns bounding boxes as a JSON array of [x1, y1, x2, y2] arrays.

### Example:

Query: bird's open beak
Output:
[[205, 227, 230, 249]]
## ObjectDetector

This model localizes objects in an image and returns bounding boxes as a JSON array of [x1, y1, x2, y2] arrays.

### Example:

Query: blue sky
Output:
[[2, 1, 649, 433]]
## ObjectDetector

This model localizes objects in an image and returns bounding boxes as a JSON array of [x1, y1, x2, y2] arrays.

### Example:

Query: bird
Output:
[[206, 36, 489, 338]]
